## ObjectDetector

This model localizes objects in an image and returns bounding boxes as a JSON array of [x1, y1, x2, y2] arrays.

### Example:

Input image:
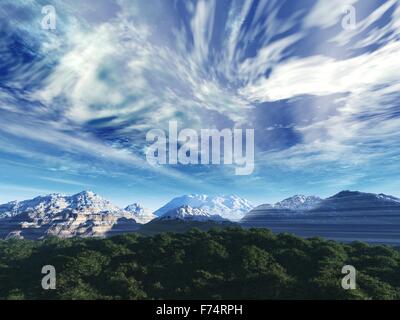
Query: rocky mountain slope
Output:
[[0, 191, 140, 239], [0, 191, 249, 239]]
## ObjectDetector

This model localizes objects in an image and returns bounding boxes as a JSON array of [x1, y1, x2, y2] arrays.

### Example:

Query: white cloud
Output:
[[190, 0, 216, 64], [331, 0, 399, 47], [240, 40, 400, 102], [304, 0, 358, 29], [2, 0, 400, 186]]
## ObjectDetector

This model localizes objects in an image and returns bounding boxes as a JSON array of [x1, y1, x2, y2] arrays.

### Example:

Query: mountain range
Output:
[[0, 191, 141, 239], [243, 191, 400, 221], [1, 190, 400, 243], [0, 191, 247, 239], [242, 191, 400, 244]]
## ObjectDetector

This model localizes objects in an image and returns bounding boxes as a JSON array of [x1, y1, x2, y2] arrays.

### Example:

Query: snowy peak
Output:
[[0, 191, 124, 219], [377, 193, 400, 203], [0, 193, 69, 219], [0, 191, 140, 239], [68, 191, 122, 214], [158, 205, 227, 222], [247, 195, 321, 215], [274, 195, 322, 210], [154, 194, 253, 221], [125, 203, 156, 224]]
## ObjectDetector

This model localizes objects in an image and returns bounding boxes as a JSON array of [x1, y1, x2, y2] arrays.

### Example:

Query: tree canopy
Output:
[[0, 227, 399, 300]]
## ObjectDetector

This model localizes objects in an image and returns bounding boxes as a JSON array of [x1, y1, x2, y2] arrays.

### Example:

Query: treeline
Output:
[[0, 227, 399, 299]]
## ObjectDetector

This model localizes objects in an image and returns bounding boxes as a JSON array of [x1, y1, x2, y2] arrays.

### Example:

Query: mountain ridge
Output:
[[2, 190, 400, 243], [0, 191, 141, 239], [158, 205, 228, 222], [241, 190, 400, 245]]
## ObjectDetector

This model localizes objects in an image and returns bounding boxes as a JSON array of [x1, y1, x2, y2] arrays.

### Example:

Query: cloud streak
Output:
[[0, 0, 399, 201]]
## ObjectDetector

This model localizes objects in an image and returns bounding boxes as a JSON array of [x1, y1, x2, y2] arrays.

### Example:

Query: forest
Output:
[[0, 227, 399, 300]]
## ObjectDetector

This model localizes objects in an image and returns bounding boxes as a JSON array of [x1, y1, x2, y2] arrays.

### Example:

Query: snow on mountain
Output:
[[241, 191, 400, 244], [274, 195, 322, 211], [154, 194, 254, 221], [68, 191, 124, 214], [242, 195, 322, 219], [376, 193, 400, 203], [242, 191, 400, 224], [125, 203, 156, 224], [0, 191, 123, 219], [0, 193, 69, 219], [158, 205, 227, 222], [0, 191, 139, 239]]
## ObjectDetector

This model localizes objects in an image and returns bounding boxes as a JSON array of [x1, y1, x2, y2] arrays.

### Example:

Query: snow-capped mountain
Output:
[[243, 194, 322, 219], [242, 191, 400, 223], [0, 191, 123, 219], [125, 203, 156, 224], [241, 190, 400, 244], [0, 191, 139, 239], [0, 193, 68, 219], [154, 194, 254, 221], [274, 195, 322, 211], [158, 205, 227, 222], [310, 190, 400, 215]]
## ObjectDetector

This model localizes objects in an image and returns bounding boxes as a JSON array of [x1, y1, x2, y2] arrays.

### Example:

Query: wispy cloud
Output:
[[0, 0, 399, 201], [38, 176, 90, 187]]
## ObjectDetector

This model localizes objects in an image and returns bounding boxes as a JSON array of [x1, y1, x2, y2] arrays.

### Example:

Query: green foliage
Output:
[[0, 228, 399, 300]]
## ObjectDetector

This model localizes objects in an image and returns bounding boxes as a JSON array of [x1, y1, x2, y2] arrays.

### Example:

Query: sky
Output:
[[0, 0, 400, 210]]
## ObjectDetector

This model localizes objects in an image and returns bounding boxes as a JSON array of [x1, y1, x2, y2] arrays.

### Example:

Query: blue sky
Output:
[[0, 0, 400, 210]]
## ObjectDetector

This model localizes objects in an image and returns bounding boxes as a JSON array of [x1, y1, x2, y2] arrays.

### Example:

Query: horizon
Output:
[[1, 0, 400, 211]]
